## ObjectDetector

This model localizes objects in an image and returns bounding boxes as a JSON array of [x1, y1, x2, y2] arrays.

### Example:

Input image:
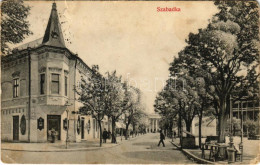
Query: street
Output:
[[1, 133, 193, 164]]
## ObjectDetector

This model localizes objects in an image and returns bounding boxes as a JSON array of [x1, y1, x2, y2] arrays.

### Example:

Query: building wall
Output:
[[233, 100, 260, 121], [1, 53, 30, 142], [191, 117, 217, 137], [1, 109, 28, 142], [1, 47, 100, 142], [28, 49, 70, 142]]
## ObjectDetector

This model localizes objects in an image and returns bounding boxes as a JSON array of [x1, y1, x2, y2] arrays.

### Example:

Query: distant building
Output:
[[1, 3, 108, 142], [147, 113, 161, 133], [191, 116, 217, 137], [232, 99, 260, 122]]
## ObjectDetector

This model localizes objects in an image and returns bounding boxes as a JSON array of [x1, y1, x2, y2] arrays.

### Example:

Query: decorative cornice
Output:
[[64, 70, 69, 75], [35, 46, 66, 55], [39, 67, 46, 73], [12, 71, 20, 78], [2, 54, 28, 68], [49, 67, 62, 72]]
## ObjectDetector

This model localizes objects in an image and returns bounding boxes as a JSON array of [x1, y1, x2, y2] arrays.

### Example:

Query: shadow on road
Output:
[[122, 150, 186, 163], [132, 142, 178, 151], [132, 142, 155, 146]]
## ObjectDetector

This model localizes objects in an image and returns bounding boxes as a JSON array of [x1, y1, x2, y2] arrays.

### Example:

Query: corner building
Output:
[[1, 3, 105, 142]]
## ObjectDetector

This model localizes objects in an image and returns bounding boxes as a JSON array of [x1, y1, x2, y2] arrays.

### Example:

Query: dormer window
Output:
[[51, 31, 59, 39]]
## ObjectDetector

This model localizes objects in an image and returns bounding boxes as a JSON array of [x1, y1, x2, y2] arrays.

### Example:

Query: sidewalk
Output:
[[170, 136, 260, 164], [1, 135, 141, 152]]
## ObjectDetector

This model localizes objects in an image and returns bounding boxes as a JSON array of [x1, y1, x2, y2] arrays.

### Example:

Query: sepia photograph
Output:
[[1, 0, 259, 164]]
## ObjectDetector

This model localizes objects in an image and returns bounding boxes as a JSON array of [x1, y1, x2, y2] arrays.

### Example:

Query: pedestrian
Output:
[[103, 128, 108, 143], [174, 131, 176, 138], [158, 130, 165, 147], [108, 130, 111, 139], [51, 128, 56, 143]]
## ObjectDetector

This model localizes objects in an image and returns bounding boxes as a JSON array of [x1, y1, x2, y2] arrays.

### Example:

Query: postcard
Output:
[[1, 0, 259, 164]]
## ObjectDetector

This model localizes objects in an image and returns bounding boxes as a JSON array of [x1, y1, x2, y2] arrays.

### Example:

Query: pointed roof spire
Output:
[[42, 2, 65, 48]]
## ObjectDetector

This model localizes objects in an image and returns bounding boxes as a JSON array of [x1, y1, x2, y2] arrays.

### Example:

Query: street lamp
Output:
[[239, 100, 244, 161], [229, 94, 235, 152], [229, 78, 237, 147], [65, 101, 72, 149]]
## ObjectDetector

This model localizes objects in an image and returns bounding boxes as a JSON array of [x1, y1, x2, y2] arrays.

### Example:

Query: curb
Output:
[[170, 141, 214, 164], [1, 135, 142, 152], [1, 143, 121, 152]]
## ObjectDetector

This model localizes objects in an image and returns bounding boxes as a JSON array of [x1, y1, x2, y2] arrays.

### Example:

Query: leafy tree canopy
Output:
[[1, 0, 33, 55]]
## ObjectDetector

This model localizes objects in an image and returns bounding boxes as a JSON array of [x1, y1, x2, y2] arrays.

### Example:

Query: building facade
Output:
[[1, 3, 105, 142], [232, 99, 260, 122], [147, 113, 161, 133], [191, 116, 217, 137]]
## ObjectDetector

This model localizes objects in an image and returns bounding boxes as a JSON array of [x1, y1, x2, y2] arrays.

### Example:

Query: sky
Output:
[[13, 1, 218, 114]]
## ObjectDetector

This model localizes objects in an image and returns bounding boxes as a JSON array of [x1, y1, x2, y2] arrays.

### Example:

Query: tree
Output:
[[184, 1, 259, 142], [77, 66, 106, 147], [154, 88, 178, 137], [124, 87, 141, 140], [196, 82, 216, 148], [105, 71, 132, 143], [243, 119, 259, 138], [155, 71, 200, 142], [131, 108, 147, 136], [176, 52, 215, 147], [169, 58, 201, 137], [1, 0, 33, 55]]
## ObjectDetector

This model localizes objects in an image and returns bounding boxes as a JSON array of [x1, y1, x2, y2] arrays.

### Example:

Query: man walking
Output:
[[158, 130, 165, 147], [103, 128, 108, 143], [174, 131, 177, 138]]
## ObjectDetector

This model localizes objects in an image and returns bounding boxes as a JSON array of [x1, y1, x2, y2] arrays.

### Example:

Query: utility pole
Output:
[[65, 101, 72, 149]]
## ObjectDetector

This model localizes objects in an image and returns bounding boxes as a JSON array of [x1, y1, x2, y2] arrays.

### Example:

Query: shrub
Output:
[[243, 119, 259, 138]]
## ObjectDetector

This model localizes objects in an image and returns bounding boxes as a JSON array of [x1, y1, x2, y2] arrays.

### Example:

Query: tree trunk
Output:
[[218, 98, 228, 143], [111, 117, 117, 143], [218, 113, 228, 143], [169, 121, 173, 138], [178, 113, 182, 146], [185, 121, 192, 137], [178, 120, 181, 137], [125, 123, 129, 140], [133, 123, 136, 137], [98, 120, 102, 147], [198, 113, 203, 148]]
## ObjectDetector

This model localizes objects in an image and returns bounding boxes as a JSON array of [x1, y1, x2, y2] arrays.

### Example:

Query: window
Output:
[[51, 74, 59, 94], [233, 103, 238, 108], [77, 81, 81, 89], [65, 76, 68, 96], [13, 78, 19, 98], [40, 74, 45, 94]]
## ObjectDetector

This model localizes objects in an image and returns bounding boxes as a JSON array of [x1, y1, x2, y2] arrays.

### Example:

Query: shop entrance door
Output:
[[47, 115, 61, 141]]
